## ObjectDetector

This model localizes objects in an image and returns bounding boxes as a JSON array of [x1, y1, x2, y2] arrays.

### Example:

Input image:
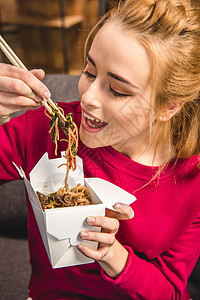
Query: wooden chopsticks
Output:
[[0, 35, 66, 120]]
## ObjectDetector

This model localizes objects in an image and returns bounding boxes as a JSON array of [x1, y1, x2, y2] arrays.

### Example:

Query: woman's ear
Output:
[[158, 101, 184, 121]]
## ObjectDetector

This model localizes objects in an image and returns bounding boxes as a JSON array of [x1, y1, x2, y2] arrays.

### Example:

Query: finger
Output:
[[0, 96, 41, 115], [106, 203, 134, 220], [0, 63, 51, 99], [86, 216, 119, 233], [30, 69, 45, 80], [0, 76, 41, 102], [0, 77, 43, 103], [0, 104, 40, 116], [77, 243, 110, 261], [80, 231, 115, 245]]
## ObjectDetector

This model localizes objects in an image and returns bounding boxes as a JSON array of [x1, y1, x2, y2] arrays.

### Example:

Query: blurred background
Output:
[[0, 0, 119, 75]]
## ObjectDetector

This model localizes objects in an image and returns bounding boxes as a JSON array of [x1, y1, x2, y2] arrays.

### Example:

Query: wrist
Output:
[[98, 240, 129, 278]]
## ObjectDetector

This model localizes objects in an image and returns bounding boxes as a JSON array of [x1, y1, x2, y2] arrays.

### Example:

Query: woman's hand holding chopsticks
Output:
[[0, 62, 51, 125]]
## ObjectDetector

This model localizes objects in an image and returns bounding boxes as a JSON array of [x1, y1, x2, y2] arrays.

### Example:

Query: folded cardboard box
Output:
[[14, 152, 136, 268]]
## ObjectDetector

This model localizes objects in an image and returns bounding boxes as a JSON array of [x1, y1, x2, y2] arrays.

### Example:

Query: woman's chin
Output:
[[79, 127, 104, 148], [80, 128, 97, 148]]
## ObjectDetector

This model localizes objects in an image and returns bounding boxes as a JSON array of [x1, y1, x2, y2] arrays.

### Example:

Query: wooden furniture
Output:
[[0, 0, 99, 74]]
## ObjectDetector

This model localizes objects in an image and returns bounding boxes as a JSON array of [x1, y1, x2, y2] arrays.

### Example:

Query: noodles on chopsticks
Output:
[[37, 104, 92, 211], [44, 105, 78, 186]]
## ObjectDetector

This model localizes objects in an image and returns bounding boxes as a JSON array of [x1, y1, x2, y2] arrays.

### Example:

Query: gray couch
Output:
[[0, 74, 199, 300]]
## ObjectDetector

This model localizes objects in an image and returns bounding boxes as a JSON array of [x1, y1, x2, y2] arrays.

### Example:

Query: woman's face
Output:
[[78, 20, 153, 159]]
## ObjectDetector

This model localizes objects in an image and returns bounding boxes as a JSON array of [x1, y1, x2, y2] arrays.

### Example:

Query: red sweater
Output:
[[0, 102, 200, 300]]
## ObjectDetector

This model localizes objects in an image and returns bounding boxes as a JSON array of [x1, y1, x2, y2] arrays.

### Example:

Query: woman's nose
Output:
[[80, 80, 102, 109]]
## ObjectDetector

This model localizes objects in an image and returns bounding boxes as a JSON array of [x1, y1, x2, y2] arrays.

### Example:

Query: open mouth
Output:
[[82, 111, 108, 132], [83, 112, 107, 128]]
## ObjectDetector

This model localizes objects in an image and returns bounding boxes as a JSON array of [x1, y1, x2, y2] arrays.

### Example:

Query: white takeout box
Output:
[[14, 152, 136, 268]]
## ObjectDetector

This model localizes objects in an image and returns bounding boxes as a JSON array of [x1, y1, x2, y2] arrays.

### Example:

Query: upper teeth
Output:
[[83, 112, 105, 124]]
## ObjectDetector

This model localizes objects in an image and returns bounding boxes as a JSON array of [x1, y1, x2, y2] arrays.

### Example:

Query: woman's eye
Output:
[[83, 69, 96, 79], [108, 86, 131, 98]]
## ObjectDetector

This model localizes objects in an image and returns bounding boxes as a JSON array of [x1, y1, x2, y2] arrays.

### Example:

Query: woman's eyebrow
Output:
[[86, 53, 96, 67], [87, 52, 139, 90], [107, 72, 140, 90]]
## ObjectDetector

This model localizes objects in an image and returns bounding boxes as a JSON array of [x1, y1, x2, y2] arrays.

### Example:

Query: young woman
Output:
[[0, 0, 200, 299]]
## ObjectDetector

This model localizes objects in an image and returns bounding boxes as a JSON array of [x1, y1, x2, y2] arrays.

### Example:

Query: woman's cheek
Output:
[[78, 75, 86, 98]]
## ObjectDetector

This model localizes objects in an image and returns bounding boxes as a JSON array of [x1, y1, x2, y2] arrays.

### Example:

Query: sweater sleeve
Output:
[[0, 101, 81, 183], [0, 113, 28, 182], [101, 213, 200, 300]]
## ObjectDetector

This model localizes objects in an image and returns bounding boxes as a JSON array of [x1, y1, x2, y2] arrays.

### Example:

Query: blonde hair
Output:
[[85, 0, 200, 165]]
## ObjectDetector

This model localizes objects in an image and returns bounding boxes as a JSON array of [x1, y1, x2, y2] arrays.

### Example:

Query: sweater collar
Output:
[[98, 145, 196, 181]]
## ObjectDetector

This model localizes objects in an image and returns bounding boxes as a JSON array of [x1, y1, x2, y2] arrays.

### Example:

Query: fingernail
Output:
[[35, 94, 43, 102], [80, 232, 88, 238], [114, 203, 122, 210], [77, 244, 84, 251], [87, 217, 95, 224], [44, 90, 51, 99]]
